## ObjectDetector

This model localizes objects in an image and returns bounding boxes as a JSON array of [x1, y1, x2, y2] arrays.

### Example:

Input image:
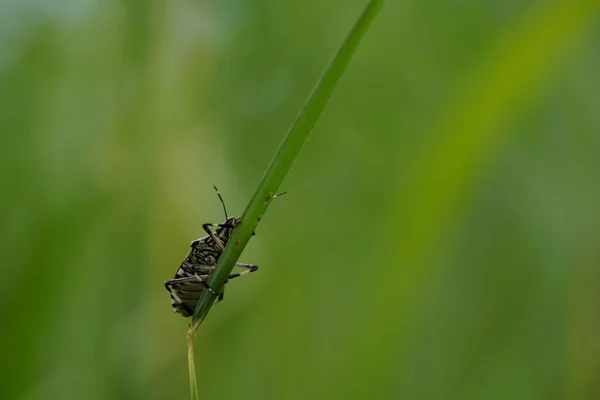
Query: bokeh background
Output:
[[2, 1, 600, 399]]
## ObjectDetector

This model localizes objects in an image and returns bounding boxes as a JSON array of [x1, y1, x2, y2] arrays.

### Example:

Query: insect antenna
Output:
[[213, 186, 229, 219]]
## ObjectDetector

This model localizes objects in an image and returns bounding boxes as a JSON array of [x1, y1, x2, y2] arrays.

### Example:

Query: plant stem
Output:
[[186, 0, 384, 397], [186, 329, 198, 400]]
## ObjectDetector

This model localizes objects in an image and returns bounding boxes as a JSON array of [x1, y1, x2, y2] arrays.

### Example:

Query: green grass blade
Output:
[[186, 0, 384, 398], [189, 0, 384, 330], [186, 332, 198, 400]]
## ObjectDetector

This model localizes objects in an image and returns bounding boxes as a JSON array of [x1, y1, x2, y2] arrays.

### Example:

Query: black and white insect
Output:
[[164, 187, 283, 317]]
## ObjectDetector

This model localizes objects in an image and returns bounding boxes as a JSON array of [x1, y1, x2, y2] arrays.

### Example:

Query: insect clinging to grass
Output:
[[164, 186, 285, 317]]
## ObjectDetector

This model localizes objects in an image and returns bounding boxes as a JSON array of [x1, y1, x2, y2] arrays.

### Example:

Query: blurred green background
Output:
[[2, 1, 600, 399]]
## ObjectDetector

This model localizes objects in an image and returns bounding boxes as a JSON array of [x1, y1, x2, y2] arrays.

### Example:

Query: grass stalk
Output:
[[186, 0, 384, 398], [186, 330, 198, 400]]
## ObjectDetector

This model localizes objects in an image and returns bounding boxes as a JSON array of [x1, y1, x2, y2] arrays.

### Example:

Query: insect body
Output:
[[164, 188, 259, 317]]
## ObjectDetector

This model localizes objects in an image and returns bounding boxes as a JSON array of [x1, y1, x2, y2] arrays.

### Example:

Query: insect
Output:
[[164, 187, 284, 317]]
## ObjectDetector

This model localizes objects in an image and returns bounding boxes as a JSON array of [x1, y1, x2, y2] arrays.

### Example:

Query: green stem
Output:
[[186, 329, 198, 400], [187, 0, 384, 397]]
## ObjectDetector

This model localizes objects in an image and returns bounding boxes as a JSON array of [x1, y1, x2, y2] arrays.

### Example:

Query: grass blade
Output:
[[186, 0, 385, 398]]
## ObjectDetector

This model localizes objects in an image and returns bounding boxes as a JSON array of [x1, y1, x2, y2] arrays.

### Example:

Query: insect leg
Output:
[[228, 262, 259, 279], [234, 262, 259, 271], [164, 280, 184, 304], [202, 223, 235, 250], [164, 279, 196, 315], [212, 263, 258, 303], [165, 289, 194, 315], [164, 275, 219, 296]]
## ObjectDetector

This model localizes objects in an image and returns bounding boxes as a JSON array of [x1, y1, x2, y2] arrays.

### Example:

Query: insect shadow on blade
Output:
[[164, 186, 286, 317]]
